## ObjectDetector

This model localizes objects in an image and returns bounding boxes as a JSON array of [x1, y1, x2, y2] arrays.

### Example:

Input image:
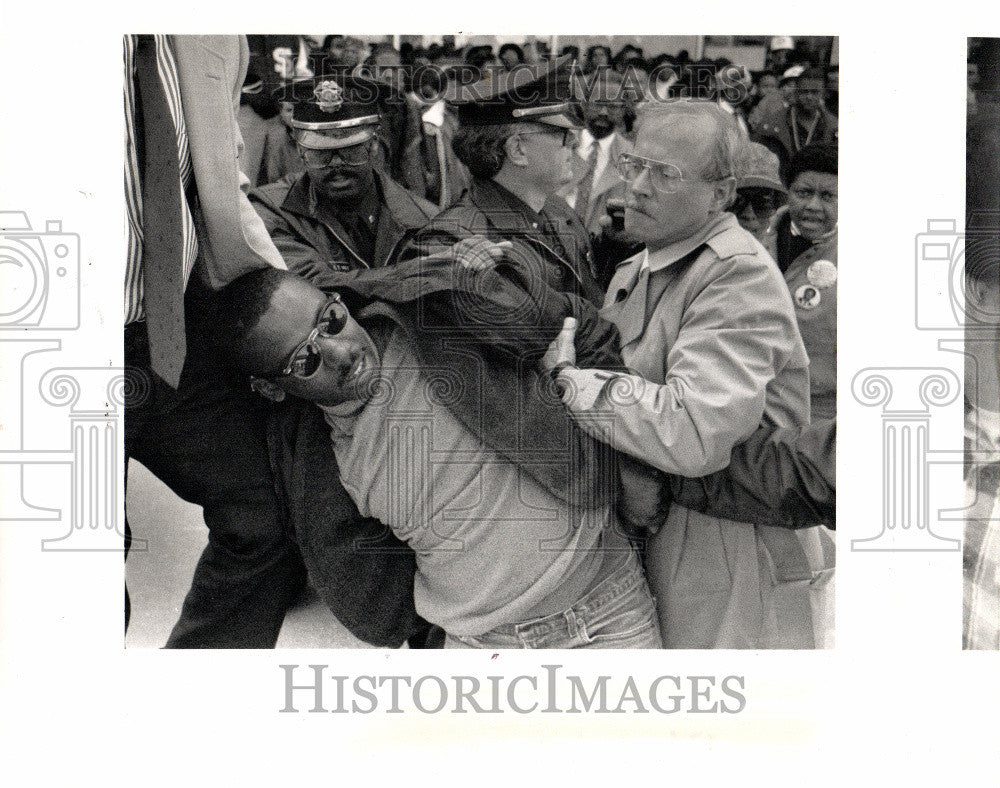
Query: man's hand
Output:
[[417, 235, 513, 271], [540, 316, 578, 374]]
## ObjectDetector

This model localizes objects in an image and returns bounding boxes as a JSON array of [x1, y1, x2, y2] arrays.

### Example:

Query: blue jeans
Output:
[[445, 549, 662, 649]]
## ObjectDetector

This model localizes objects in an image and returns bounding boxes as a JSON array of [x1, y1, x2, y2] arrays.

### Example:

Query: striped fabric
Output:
[[124, 34, 199, 325], [963, 403, 1000, 649]]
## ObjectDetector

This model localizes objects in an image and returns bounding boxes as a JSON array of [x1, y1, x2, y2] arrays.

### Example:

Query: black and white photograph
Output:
[[120, 33, 838, 651], [1, 4, 998, 785], [964, 36, 1000, 649]]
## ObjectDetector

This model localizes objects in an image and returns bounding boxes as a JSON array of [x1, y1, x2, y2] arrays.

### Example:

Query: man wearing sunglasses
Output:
[[250, 76, 439, 290], [547, 100, 834, 649], [216, 265, 662, 649], [402, 56, 605, 306]]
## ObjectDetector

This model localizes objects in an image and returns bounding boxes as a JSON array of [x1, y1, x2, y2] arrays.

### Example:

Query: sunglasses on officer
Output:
[[297, 140, 373, 168]]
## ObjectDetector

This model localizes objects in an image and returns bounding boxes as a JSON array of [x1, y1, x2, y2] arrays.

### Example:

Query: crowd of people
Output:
[[124, 34, 838, 650]]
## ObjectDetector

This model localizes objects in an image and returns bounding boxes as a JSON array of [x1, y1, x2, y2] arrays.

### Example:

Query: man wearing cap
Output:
[[750, 66, 837, 176], [402, 56, 605, 306], [250, 76, 438, 290], [546, 100, 833, 649]]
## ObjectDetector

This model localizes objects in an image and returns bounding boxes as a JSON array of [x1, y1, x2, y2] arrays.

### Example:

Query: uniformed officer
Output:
[[250, 75, 438, 290], [403, 55, 605, 305]]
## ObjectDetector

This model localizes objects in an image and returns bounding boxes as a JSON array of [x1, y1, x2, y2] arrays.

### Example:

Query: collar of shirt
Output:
[[422, 99, 446, 128], [578, 129, 615, 155], [790, 220, 838, 244], [642, 212, 745, 273]]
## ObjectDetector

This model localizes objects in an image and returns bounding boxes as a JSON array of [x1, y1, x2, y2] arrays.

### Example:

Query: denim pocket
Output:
[[581, 578, 661, 647]]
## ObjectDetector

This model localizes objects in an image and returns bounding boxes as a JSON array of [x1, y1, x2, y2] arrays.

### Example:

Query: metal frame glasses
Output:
[[297, 140, 373, 168], [277, 294, 350, 378], [616, 152, 718, 194]]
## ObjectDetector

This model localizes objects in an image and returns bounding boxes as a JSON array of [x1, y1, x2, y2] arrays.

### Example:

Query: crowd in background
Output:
[[125, 33, 837, 651]]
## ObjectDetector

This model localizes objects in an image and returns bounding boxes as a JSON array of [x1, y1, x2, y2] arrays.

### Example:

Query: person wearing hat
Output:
[[748, 66, 801, 138], [402, 56, 605, 305], [250, 76, 439, 291], [750, 66, 837, 178], [731, 141, 786, 252]]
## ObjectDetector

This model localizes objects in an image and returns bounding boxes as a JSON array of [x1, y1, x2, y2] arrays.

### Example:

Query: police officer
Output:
[[404, 56, 605, 305], [250, 75, 438, 290]]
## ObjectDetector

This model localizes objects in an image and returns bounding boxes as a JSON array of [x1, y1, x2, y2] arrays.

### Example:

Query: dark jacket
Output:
[[669, 419, 836, 529], [250, 168, 438, 290], [268, 255, 625, 647], [401, 177, 606, 306]]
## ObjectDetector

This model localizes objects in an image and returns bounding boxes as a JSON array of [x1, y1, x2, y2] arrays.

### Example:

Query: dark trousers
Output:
[[125, 298, 306, 648]]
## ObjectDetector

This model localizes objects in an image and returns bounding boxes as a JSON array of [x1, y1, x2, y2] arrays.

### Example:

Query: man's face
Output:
[[787, 170, 838, 240], [514, 124, 578, 192], [300, 138, 377, 203], [795, 77, 825, 114], [244, 276, 380, 408], [624, 117, 727, 251], [584, 77, 625, 139], [968, 63, 980, 87]]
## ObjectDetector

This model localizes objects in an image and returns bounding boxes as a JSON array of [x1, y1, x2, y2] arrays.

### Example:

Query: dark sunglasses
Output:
[[277, 295, 350, 378], [732, 190, 781, 216]]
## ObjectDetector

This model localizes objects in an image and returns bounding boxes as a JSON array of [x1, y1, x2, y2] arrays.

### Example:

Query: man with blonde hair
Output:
[[549, 99, 834, 648]]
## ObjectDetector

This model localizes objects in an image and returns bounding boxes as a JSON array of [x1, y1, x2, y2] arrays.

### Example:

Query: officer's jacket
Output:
[[249, 168, 438, 291], [402, 177, 606, 306]]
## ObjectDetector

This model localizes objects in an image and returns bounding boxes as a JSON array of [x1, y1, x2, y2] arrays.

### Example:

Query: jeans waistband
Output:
[[487, 548, 642, 641]]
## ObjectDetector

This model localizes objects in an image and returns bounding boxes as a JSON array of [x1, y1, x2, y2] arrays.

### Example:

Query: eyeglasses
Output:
[[297, 141, 372, 168], [616, 153, 723, 194], [277, 295, 350, 378], [517, 127, 580, 148]]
